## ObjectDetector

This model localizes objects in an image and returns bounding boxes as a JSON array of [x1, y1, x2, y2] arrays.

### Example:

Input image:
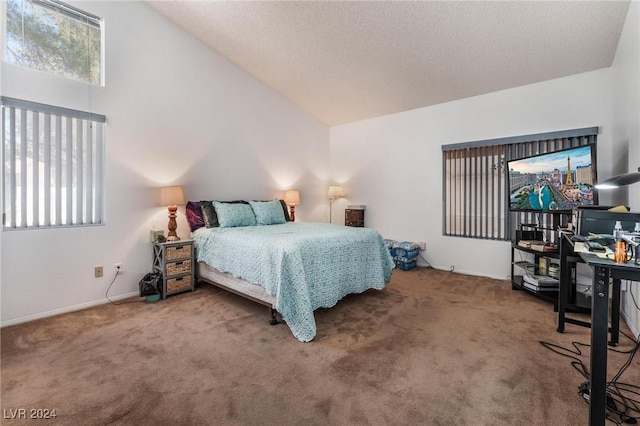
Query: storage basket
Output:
[[166, 260, 192, 276], [394, 241, 420, 259], [167, 275, 192, 293], [166, 245, 191, 261], [395, 248, 418, 259], [384, 239, 399, 256], [395, 257, 417, 271]]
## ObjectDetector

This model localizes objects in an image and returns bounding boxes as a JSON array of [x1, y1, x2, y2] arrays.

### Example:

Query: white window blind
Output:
[[1, 97, 106, 229]]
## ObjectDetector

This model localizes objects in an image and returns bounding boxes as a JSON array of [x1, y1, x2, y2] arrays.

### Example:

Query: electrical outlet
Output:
[[94, 266, 103, 278], [115, 263, 122, 274], [418, 242, 426, 251]]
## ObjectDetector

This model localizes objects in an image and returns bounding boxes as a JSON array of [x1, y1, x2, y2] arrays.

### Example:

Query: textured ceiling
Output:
[[146, 1, 630, 126]]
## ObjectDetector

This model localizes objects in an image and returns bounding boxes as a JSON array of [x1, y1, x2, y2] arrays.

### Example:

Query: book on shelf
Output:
[[522, 274, 559, 286], [522, 281, 559, 292], [517, 240, 557, 252], [539, 257, 548, 275]]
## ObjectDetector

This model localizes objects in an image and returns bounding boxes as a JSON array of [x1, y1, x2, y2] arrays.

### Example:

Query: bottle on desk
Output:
[[612, 221, 627, 263], [613, 220, 623, 239]]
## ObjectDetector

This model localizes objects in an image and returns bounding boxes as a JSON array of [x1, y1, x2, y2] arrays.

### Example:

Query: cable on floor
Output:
[[540, 335, 640, 424], [105, 266, 144, 305]]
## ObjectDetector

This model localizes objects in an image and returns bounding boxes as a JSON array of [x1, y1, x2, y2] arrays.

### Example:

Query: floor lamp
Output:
[[328, 185, 344, 224]]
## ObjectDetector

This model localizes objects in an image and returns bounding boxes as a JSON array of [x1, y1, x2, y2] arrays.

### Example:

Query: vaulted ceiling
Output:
[[147, 1, 630, 126]]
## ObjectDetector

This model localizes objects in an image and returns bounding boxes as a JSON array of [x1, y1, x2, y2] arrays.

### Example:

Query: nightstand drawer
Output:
[[167, 275, 193, 293], [153, 239, 195, 299], [166, 260, 192, 276], [166, 245, 191, 261]]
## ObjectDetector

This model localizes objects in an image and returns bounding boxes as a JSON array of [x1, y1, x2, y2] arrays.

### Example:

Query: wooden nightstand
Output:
[[345, 209, 365, 227], [152, 240, 195, 299]]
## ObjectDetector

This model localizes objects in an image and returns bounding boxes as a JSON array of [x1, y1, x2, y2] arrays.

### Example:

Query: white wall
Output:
[[2, 1, 637, 331], [0, 1, 329, 325], [330, 69, 613, 279], [611, 1, 640, 337]]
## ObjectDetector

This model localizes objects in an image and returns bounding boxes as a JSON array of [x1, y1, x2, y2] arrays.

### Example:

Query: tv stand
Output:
[[510, 241, 561, 309], [510, 211, 578, 310]]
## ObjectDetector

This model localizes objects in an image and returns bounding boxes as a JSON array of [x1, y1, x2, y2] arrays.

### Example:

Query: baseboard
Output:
[[0, 292, 140, 328], [421, 263, 509, 281]]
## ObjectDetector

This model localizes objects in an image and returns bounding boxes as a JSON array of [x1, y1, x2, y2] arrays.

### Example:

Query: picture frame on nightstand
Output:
[[150, 230, 165, 243]]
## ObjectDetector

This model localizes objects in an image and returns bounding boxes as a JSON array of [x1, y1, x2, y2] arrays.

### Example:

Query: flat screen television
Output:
[[507, 144, 598, 212]]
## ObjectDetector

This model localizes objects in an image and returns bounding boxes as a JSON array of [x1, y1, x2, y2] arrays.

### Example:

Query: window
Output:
[[2, 97, 106, 229], [5, 0, 103, 85], [442, 144, 507, 240], [442, 128, 598, 241]]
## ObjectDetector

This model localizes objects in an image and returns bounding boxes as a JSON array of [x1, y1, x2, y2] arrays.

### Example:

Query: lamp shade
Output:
[[328, 185, 344, 199], [595, 167, 640, 189], [160, 186, 185, 206], [284, 190, 300, 205]]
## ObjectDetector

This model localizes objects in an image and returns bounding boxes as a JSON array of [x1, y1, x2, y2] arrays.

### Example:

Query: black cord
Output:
[[418, 253, 433, 269], [610, 335, 639, 384], [539, 340, 591, 379], [540, 336, 640, 424], [105, 267, 144, 305]]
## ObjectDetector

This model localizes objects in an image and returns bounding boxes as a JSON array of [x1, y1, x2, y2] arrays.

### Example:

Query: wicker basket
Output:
[[166, 245, 191, 261], [167, 275, 192, 293], [166, 260, 192, 276]]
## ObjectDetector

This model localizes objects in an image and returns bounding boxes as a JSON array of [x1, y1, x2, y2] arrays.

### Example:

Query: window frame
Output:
[[3, 0, 105, 86]]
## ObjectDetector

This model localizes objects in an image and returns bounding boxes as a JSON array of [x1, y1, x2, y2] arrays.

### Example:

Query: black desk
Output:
[[558, 233, 640, 426], [557, 235, 620, 346]]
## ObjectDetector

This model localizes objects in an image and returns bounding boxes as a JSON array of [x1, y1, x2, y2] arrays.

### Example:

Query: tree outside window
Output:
[[5, 0, 103, 85]]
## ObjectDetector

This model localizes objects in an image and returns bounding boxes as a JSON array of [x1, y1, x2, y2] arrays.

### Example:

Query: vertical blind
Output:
[[1, 97, 106, 229], [442, 127, 598, 241], [442, 144, 506, 240]]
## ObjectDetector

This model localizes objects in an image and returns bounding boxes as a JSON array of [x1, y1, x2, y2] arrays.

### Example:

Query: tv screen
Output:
[[507, 145, 597, 212]]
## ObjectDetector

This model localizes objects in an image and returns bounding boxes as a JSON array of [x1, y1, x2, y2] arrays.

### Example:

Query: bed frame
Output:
[[195, 261, 280, 325]]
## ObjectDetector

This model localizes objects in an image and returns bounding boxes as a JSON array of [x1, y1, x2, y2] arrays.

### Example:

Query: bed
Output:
[[188, 200, 394, 342]]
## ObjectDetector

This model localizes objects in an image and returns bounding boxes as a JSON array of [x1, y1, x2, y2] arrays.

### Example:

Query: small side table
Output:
[[152, 240, 195, 299], [345, 209, 365, 227]]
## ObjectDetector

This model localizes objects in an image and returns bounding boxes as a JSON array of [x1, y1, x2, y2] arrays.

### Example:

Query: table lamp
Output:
[[284, 190, 300, 221], [160, 186, 185, 241], [328, 185, 344, 224]]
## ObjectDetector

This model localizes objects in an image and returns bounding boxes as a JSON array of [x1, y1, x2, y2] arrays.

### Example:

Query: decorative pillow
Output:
[[200, 200, 219, 228], [185, 201, 205, 232], [279, 199, 292, 222], [200, 200, 249, 228], [213, 201, 256, 228], [249, 200, 286, 225]]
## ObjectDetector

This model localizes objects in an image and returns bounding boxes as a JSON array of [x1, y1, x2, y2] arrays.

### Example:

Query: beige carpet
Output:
[[1, 268, 638, 425]]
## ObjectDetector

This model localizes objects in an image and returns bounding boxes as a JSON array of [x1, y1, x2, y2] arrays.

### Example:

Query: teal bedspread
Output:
[[192, 223, 394, 342]]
